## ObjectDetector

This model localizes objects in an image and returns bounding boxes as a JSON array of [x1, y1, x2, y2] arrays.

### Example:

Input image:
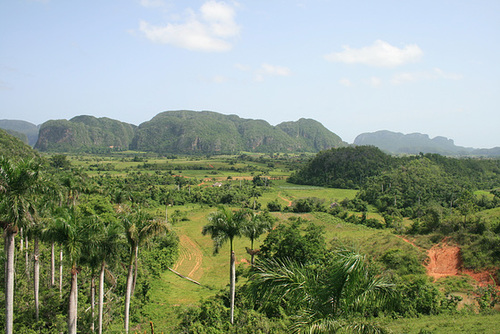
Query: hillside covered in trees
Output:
[[131, 110, 345, 154], [35, 116, 136, 152], [1, 129, 500, 333], [32, 111, 345, 154]]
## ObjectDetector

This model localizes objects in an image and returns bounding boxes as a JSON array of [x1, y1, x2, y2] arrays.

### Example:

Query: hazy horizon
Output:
[[1, 1, 499, 148]]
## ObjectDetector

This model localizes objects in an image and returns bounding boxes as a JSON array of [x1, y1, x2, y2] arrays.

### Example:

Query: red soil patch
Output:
[[425, 243, 461, 278], [401, 238, 498, 288]]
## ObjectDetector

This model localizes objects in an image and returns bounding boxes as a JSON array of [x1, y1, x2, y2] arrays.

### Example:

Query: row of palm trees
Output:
[[0, 157, 170, 334]]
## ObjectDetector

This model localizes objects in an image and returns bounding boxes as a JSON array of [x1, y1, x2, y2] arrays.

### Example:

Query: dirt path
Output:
[[172, 234, 204, 281], [277, 193, 293, 207]]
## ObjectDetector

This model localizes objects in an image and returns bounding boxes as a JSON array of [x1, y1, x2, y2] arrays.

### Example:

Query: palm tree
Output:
[[0, 157, 41, 334], [243, 211, 274, 265], [42, 206, 68, 298], [249, 249, 395, 333], [202, 206, 249, 324], [52, 206, 86, 334], [83, 217, 123, 334], [121, 209, 169, 334]]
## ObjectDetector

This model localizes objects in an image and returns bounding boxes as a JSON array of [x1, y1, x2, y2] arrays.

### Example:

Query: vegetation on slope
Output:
[[1, 150, 499, 333], [131, 110, 345, 154], [0, 128, 39, 160], [35, 115, 135, 152], [0, 119, 39, 146]]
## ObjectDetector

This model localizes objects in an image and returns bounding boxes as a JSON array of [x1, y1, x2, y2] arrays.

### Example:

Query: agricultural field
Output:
[[3, 150, 500, 333], [64, 153, 499, 333]]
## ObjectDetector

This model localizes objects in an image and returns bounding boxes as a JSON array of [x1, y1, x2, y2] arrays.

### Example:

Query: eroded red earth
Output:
[[402, 238, 498, 288]]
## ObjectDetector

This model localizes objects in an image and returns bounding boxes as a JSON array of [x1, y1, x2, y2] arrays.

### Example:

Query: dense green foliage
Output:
[[0, 119, 39, 146], [288, 146, 392, 189], [1, 148, 500, 333], [131, 110, 345, 154], [35, 116, 135, 152], [0, 129, 39, 160]]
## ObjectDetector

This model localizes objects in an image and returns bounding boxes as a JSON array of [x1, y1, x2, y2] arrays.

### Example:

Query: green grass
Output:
[[380, 312, 500, 333]]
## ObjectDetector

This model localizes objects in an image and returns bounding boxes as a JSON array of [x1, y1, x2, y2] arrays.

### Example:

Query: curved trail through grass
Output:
[[173, 234, 204, 281]]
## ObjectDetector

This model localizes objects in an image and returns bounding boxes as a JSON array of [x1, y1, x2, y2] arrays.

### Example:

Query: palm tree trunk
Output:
[[59, 248, 63, 298], [51, 242, 55, 286], [230, 249, 236, 325], [132, 245, 139, 295], [91, 275, 95, 332], [98, 262, 105, 334], [34, 236, 40, 322], [124, 253, 135, 334], [68, 265, 78, 334], [25, 235, 30, 279], [5, 229, 17, 334], [20, 227, 24, 252], [250, 238, 255, 266]]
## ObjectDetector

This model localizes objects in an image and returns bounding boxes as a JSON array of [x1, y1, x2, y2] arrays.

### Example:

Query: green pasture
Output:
[[381, 312, 500, 333], [135, 205, 425, 331]]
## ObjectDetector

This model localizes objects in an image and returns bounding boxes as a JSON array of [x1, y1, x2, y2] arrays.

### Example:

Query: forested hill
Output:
[[35, 116, 136, 152], [130, 110, 346, 154], [354, 130, 500, 157], [0, 129, 39, 160], [0, 119, 39, 146], [33, 111, 345, 154]]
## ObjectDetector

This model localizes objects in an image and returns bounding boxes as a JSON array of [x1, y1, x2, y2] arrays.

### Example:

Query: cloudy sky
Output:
[[1, 0, 499, 148]]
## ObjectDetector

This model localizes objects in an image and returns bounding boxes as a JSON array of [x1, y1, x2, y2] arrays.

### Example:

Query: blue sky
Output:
[[1, 0, 499, 148]]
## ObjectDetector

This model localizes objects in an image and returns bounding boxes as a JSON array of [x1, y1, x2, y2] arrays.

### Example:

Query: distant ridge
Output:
[[3, 113, 498, 156], [0, 119, 39, 146], [354, 130, 500, 157], [130, 110, 346, 154], [35, 115, 136, 152]]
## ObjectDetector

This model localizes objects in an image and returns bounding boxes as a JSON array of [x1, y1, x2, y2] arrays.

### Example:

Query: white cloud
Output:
[[259, 63, 291, 76], [212, 75, 229, 83], [255, 63, 291, 81], [368, 76, 382, 87], [339, 78, 352, 87], [391, 68, 463, 84], [324, 40, 423, 67], [139, 1, 240, 52]]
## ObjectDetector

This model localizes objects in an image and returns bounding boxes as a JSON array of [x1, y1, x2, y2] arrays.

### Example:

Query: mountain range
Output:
[[1, 111, 499, 156]]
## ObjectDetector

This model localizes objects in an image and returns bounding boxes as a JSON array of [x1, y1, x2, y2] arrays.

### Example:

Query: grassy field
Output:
[[62, 153, 500, 333], [380, 312, 500, 333]]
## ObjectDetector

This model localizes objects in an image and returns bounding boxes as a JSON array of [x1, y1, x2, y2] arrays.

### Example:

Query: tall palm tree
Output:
[[243, 211, 274, 265], [121, 209, 169, 334], [0, 157, 41, 334], [249, 249, 395, 333], [202, 206, 249, 324], [42, 206, 68, 298], [82, 217, 123, 334], [32, 183, 61, 323], [52, 206, 86, 334]]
